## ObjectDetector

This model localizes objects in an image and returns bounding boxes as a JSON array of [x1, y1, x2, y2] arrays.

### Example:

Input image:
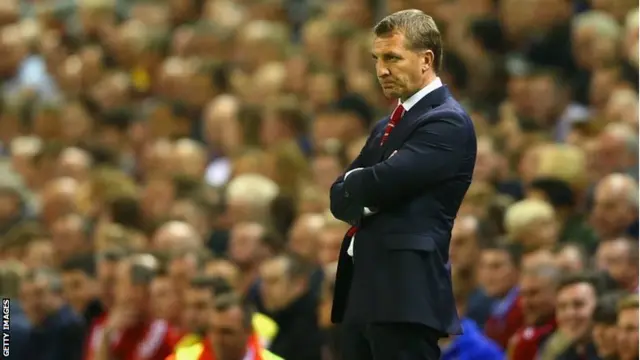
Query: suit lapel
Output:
[[379, 86, 451, 160]]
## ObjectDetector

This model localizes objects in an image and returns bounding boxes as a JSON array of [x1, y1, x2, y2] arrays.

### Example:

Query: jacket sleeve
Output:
[[329, 120, 386, 223], [329, 150, 367, 223], [342, 116, 470, 209]]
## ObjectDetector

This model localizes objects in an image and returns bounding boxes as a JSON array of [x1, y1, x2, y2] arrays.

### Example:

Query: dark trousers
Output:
[[341, 322, 441, 360]]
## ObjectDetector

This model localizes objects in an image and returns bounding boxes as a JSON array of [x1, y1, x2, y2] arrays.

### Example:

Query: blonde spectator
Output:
[[572, 11, 622, 70], [504, 198, 559, 250], [225, 173, 279, 224], [535, 144, 587, 189]]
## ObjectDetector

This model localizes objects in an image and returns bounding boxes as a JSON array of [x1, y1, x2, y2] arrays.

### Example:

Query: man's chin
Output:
[[381, 88, 400, 99]]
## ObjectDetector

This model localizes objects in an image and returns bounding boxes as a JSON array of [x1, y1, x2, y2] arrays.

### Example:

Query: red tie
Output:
[[380, 104, 405, 146], [345, 104, 405, 239]]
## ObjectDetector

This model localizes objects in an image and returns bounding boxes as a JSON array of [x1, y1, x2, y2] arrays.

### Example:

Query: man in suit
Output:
[[329, 9, 477, 360]]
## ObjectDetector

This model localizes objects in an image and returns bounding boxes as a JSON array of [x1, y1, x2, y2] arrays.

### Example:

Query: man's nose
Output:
[[376, 63, 390, 78]]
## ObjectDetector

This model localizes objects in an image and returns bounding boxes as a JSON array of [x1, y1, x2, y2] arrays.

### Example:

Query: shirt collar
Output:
[[400, 77, 443, 111]]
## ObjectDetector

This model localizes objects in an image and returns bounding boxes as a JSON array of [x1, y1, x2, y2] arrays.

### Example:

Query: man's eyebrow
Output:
[[372, 52, 402, 59]]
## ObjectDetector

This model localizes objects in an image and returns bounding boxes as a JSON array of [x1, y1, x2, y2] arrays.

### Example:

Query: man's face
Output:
[[312, 155, 342, 192], [210, 307, 249, 360], [288, 219, 320, 262], [478, 249, 517, 297], [228, 224, 262, 267], [373, 31, 430, 100], [556, 282, 597, 341], [20, 278, 50, 324], [519, 217, 559, 251], [0, 191, 21, 226], [618, 308, 639, 360], [519, 274, 556, 325], [318, 227, 345, 265], [311, 115, 341, 150], [592, 322, 619, 358], [595, 240, 633, 286], [150, 276, 179, 323], [183, 287, 214, 334], [449, 220, 478, 272], [51, 216, 87, 263], [114, 261, 146, 316], [554, 246, 585, 273], [590, 186, 635, 238], [96, 258, 118, 309], [260, 257, 298, 312], [62, 270, 94, 314]]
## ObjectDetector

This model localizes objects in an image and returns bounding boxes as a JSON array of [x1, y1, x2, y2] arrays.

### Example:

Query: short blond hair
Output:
[[226, 173, 279, 208], [574, 11, 621, 40], [535, 144, 586, 187], [617, 294, 639, 313], [504, 199, 555, 239]]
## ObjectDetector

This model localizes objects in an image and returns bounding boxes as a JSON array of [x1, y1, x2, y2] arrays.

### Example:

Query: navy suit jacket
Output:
[[329, 86, 476, 336]]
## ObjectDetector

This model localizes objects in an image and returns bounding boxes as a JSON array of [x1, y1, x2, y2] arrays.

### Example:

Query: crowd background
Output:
[[0, 0, 638, 359]]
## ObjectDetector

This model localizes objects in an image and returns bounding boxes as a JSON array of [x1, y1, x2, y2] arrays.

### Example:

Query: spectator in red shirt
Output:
[[479, 242, 524, 349], [507, 264, 559, 360], [87, 253, 177, 360], [85, 250, 124, 360]]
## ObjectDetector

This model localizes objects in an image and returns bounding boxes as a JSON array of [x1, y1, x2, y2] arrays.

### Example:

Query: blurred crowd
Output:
[[0, 0, 638, 359]]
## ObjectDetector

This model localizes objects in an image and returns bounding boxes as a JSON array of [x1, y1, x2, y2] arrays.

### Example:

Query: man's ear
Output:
[[422, 50, 434, 73]]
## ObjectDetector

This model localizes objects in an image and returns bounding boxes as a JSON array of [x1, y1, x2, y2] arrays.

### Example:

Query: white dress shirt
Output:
[[346, 77, 443, 257]]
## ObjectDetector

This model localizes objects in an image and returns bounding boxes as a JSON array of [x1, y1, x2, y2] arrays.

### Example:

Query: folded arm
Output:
[[342, 117, 470, 209], [329, 121, 387, 222]]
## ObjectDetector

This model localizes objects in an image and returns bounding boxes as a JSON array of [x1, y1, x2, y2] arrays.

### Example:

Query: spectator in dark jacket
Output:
[[256, 252, 322, 360], [21, 268, 85, 360], [0, 262, 31, 360]]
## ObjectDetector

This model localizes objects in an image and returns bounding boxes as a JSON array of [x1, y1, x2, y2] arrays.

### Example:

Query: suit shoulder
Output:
[[425, 101, 472, 123]]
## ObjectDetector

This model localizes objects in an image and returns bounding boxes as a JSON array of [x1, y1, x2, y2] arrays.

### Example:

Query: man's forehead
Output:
[[372, 32, 407, 51], [214, 307, 244, 325]]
